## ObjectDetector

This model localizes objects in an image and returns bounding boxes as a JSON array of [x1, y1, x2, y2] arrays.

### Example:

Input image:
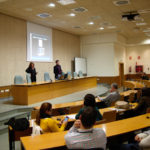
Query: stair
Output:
[[0, 107, 33, 135]]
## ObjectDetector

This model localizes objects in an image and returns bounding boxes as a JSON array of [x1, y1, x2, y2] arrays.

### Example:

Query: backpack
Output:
[[5, 117, 29, 131]]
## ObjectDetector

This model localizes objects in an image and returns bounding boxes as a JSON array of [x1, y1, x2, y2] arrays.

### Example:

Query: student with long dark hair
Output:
[[26, 62, 37, 82], [75, 94, 103, 121], [36, 102, 68, 133]]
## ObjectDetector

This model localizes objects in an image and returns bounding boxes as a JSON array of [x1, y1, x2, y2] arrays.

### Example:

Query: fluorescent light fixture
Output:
[[145, 33, 150, 37], [48, 3, 55, 7], [88, 22, 94, 25], [69, 13, 76, 16], [99, 27, 104, 30], [107, 26, 117, 29], [143, 39, 150, 44], [143, 28, 150, 33], [57, 0, 75, 5], [136, 22, 147, 26], [138, 9, 150, 14]]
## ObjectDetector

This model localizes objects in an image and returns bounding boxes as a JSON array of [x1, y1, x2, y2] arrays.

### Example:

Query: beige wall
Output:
[[126, 44, 150, 74], [114, 43, 126, 75], [81, 33, 126, 77], [0, 13, 80, 86]]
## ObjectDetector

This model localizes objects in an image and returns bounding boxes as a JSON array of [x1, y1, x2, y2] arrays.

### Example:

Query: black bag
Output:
[[5, 117, 29, 131]]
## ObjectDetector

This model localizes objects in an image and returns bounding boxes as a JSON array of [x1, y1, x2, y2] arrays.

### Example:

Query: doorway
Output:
[[119, 63, 124, 87]]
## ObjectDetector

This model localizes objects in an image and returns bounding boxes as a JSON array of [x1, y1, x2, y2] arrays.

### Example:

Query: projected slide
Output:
[[29, 33, 51, 61], [27, 22, 53, 62]]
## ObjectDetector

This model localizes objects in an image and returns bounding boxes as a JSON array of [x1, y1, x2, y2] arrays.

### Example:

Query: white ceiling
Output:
[[0, 0, 150, 38]]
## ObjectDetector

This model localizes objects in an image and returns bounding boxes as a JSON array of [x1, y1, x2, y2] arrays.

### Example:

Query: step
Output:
[[0, 107, 33, 118], [0, 125, 8, 135], [0, 111, 31, 126]]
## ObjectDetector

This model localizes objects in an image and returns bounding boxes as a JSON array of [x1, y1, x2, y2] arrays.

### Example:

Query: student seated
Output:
[[36, 102, 68, 133], [75, 94, 102, 121], [109, 129, 150, 150], [97, 83, 120, 108], [65, 107, 107, 150], [134, 88, 150, 115], [135, 129, 150, 149], [123, 88, 150, 119], [141, 72, 149, 80]]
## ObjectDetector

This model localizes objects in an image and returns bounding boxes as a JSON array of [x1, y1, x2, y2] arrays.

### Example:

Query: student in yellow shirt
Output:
[[36, 102, 68, 133]]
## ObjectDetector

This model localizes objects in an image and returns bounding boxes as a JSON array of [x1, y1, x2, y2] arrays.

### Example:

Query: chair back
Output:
[[26, 73, 31, 83], [73, 72, 78, 78], [95, 119, 107, 125], [146, 107, 150, 113], [111, 101, 117, 106], [44, 72, 51, 82], [120, 95, 124, 101], [137, 90, 142, 100], [68, 105, 83, 114], [103, 110, 116, 123], [67, 72, 72, 80], [129, 92, 135, 103], [78, 71, 83, 77], [14, 75, 24, 84]]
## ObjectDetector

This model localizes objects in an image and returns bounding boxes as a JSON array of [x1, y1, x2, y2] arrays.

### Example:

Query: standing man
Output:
[[53, 60, 62, 80]]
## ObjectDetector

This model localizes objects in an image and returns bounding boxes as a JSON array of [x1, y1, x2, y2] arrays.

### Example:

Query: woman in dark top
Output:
[[141, 72, 149, 80], [134, 88, 150, 115], [26, 62, 37, 82], [123, 88, 150, 119], [75, 94, 103, 121]]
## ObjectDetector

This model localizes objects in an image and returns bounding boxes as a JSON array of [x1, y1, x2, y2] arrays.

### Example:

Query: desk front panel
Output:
[[12, 77, 97, 105]]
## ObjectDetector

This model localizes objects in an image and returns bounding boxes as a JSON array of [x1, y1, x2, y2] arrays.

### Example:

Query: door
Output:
[[119, 63, 124, 86]]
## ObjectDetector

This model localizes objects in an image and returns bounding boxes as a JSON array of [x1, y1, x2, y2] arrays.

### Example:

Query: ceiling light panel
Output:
[[143, 28, 150, 33], [136, 22, 147, 26], [48, 3, 55, 7], [69, 13, 76, 16], [107, 26, 117, 29], [57, 0, 75, 5], [88, 22, 94, 25], [99, 27, 104, 30], [138, 9, 150, 14]]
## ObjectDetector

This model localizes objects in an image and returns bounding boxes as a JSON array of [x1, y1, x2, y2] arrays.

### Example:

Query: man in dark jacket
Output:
[[53, 60, 62, 80]]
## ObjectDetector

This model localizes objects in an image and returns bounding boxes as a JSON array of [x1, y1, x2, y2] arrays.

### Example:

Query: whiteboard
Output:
[[75, 57, 87, 74]]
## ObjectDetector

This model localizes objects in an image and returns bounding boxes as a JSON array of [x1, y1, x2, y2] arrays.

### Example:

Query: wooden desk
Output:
[[33, 90, 137, 110], [124, 81, 144, 89], [52, 103, 138, 122], [12, 77, 97, 105], [120, 90, 137, 97], [142, 80, 150, 87], [21, 113, 150, 150]]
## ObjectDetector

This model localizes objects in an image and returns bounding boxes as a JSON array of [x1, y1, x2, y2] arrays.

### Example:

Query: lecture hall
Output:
[[0, 0, 150, 150]]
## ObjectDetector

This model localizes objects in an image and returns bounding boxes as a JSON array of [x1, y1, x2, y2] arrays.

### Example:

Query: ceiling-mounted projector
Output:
[[122, 12, 140, 21]]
